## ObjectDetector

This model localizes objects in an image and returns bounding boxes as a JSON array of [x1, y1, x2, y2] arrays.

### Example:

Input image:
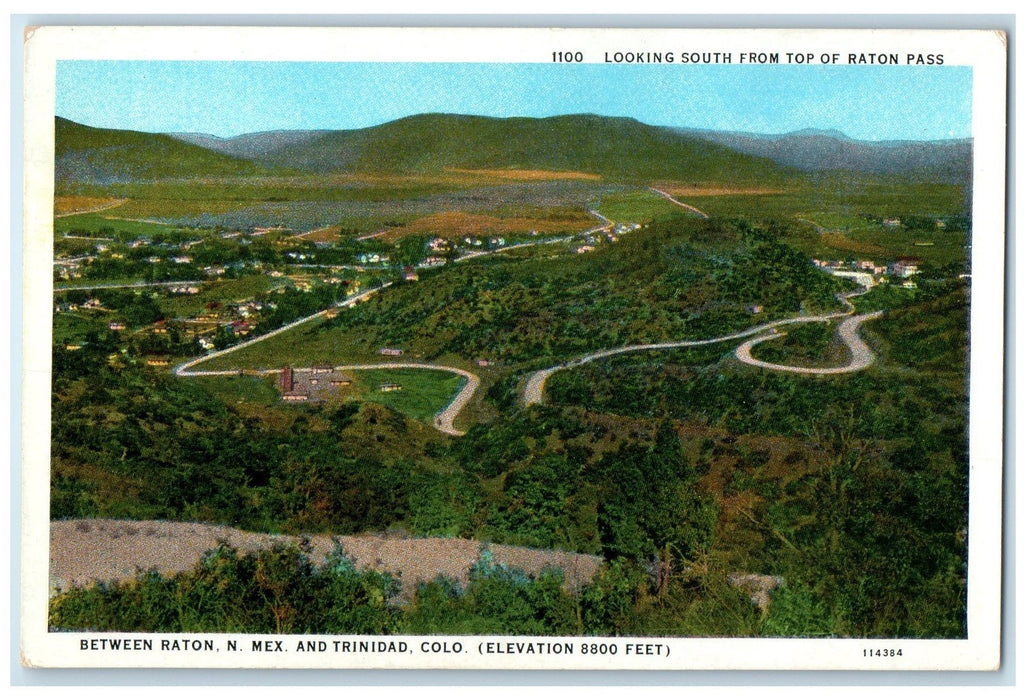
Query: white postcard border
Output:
[[20, 25, 1008, 671]]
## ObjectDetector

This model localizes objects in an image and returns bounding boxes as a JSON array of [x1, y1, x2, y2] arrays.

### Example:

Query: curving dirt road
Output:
[[522, 288, 882, 406], [734, 311, 884, 375]]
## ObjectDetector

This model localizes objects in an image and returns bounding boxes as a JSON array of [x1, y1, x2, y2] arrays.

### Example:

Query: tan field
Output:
[[820, 231, 887, 255], [446, 168, 601, 181], [54, 196, 128, 217], [652, 183, 786, 197], [291, 225, 343, 243]]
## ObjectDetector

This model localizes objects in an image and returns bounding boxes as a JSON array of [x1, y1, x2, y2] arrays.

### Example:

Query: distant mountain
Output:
[[678, 127, 972, 183], [55, 117, 269, 184], [169, 113, 791, 184], [170, 129, 330, 162]]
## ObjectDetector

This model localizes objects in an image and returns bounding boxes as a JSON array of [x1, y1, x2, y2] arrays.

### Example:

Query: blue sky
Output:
[[56, 61, 972, 141]]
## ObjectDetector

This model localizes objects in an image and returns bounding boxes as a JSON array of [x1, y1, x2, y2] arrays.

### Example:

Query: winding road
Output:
[[171, 211, 615, 436], [173, 282, 484, 436], [170, 204, 884, 435], [734, 311, 883, 375], [522, 288, 883, 406], [173, 282, 393, 378]]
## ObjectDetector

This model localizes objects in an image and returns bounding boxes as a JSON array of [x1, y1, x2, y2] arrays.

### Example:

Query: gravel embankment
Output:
[[50, 519, 602, 599]]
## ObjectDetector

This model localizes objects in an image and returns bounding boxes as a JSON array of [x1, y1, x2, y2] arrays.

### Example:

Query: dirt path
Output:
[[55, 280, 204, 293], [50, 519, 602, 598], [648, 187, 710, 219], [355, 230, 389, 241], [290, 226, 336, 240]]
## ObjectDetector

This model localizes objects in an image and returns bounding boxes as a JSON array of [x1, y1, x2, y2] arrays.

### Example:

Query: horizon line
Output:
[[54, 112, 974, 145]]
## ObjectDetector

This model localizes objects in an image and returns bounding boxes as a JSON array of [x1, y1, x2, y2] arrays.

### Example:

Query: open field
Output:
[[54, 212, 184, 238], [596, 188, 685, 223], [354, 368, 467, 424], [61, 179, 609, 233], [54, 196, 128, 217], [688, 180, 964, 221], [381, 208, 594, 241], [292, 225, 344, 244], [188, 367, 467, 428]]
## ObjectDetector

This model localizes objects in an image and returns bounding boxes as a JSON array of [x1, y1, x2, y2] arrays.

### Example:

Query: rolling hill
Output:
[[199, 113, 793, 183], [55, 117, 270, 184]]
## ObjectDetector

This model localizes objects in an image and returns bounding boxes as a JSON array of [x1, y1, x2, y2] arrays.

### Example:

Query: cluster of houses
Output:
[[278, 365, 403, 402], [54, 297, 105, 314], [277, 363, 416, 400], [280, 365, 356, 402], [572, 223, 640, 254], [168, 284, 200, 294], [813, 257, 922, 289]]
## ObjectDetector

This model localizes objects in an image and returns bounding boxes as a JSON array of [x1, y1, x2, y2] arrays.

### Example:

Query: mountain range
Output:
[[55, 113, 972, 185]]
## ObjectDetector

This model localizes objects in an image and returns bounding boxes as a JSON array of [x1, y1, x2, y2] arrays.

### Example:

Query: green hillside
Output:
[[55, 117, 269, 184], [266, 113, 792, 183]]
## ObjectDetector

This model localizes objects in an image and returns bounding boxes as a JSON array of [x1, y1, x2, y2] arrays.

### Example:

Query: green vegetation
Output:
[[355, 369, 466, 423], [597, 189, 687, 222], [197, 217, 844, 373], [681, 180, 967, 267], [50, 542, 665, 637], [55, 213, 182, 238], [748, 321, 846, 367], [50, 113, 972, 639], [56, 117, 268, 184]]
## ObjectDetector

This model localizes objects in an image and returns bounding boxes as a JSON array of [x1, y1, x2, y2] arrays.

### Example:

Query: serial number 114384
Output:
[[864, 649, 903, 657]]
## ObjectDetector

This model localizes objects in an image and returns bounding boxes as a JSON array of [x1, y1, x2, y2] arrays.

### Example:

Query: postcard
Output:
[[20, 25, 1006, 670]]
